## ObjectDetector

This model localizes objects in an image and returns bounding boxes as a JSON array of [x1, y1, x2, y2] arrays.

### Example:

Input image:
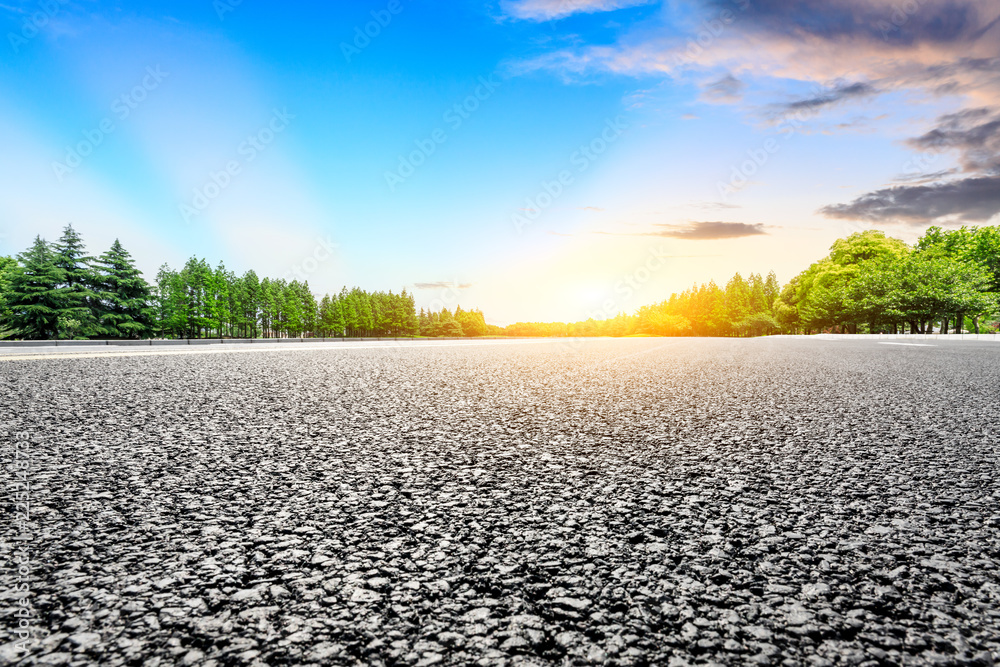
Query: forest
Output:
[[1, 224, 997, 340], [506, 226, 1000, 337], [0, 226, 488, 340]]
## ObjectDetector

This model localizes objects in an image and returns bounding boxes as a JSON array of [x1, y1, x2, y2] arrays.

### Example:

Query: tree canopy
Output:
[[2, 225, 997, 340]]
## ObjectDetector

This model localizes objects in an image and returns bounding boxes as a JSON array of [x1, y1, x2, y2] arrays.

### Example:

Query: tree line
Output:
[[502, 226, 1000, 337], [503, 272, 783, 338], [3, 224, 998, 340], [0, 227, 491, 340]]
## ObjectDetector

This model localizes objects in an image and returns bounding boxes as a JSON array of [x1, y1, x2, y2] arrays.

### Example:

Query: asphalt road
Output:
[[2, 338, 998, 666]]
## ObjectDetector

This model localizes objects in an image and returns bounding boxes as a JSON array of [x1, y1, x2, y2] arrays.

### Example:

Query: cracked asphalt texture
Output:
[[2, 337, 999, 667]]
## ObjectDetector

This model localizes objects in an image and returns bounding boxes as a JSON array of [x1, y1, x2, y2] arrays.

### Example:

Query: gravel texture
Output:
[[2, 337, 999, 667]]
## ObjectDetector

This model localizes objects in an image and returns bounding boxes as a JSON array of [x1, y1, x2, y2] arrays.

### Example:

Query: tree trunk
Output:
[[941, 317, 949, 334], [973, 316, 980, 334]]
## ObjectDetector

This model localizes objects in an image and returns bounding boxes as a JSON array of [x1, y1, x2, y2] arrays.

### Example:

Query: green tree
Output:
[[440, 320, 464, 336], [455, 305, 487, 337], [53, 224, 100, 337], [0, 256, 16, 338], [93, 240, 155, 338], [6, 237, 66, 340], [154, 264, 188, 338]]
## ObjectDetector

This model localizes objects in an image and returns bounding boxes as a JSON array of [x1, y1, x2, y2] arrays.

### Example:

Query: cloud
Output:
[[820, 176, 1000, 224], [597, 221, 768, 239], [778, 81, 879, 113], [517, 1, 1000, 93], [701, 74, 745, 103], [906, 107, 1000, 172], [702, 0, 990, 45], [693, 201, 742, 209], [413, 281, 473, 290], [649, 221, 768, 239], [502, 0, 653, 21], [579, 206, 605, 211], [512, 1, 1000, 223], [824, 107, 1000, 223]]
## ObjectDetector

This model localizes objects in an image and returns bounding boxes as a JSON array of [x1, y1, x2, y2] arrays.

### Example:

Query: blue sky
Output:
[[2, 0, 998, 323]]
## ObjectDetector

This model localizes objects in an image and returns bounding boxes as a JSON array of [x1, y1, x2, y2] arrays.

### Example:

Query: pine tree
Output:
[[6, 237, 67, 340], [53, 224, 100, 336], [0, 256, 17, 338], [418, 307, 429, 336], [93, 240, 155, 339], [242, 270, 261, 338], [300, 281, 318, 336], [401, 289, 418, 335]]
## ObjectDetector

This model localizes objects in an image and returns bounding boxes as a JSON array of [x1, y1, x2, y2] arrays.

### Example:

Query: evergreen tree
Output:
[[320, 293, 345, 336], [300, 281, 318, 336], [154, 264, 189, 338], [242, 270, 261, 338], [0, 256, 16, 338], [401, 289, 418, 335], [6, 237, 66, 340], [53, 224, 100, 336], [93, 240, 155, 338]]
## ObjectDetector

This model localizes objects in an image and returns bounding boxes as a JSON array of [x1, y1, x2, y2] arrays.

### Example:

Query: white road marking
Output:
[[878, 342, 937, 347], [0, 339, 566, 362]]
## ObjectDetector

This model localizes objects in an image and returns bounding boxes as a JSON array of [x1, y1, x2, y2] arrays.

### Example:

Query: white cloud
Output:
[[502, 0, 653, 22]]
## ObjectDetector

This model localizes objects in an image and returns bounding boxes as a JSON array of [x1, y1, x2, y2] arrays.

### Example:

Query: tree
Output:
[[455, 305, 487, 337], [5, 237, 66, 340], [636, 305, 692, 336], [440, 320, 464, 337], [0, 256, 16, 338], [398, 289, 418, 335], [734, 312, 780, 337], [53, 224, 100, 337], [916, 225, 1000, 331], [829, 230, 909, 265], [898, 254, 995, 332], [724, 273, 752, 333], [241, 270, 261, 338], [154, 264, 188, 338], [93, 240, 155, 338]]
